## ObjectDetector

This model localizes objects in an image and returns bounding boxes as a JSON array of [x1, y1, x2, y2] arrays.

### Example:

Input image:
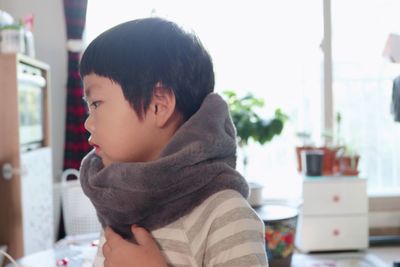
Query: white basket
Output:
[[61, 169, 101, 236]]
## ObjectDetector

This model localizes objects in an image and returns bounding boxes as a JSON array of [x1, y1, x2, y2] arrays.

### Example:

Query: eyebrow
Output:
[[83, 86, 95, 101], [83, 87, 91, 99]]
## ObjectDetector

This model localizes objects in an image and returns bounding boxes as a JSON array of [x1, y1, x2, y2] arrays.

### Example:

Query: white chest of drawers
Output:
[[295, 177, 369, 252]]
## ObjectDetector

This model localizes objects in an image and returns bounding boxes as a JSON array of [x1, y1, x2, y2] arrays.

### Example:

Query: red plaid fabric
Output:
[[63, 0, 90, 170]]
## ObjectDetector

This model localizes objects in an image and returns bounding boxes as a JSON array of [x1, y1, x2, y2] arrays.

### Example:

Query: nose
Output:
[[84, 114, 95, 133]]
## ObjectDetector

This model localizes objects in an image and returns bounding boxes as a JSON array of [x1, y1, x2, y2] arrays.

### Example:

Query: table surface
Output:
[[367, 247, 400, 265], [7, 243, 400, 267], [291, 247, 399, 267], [6, 233, 99, 267]]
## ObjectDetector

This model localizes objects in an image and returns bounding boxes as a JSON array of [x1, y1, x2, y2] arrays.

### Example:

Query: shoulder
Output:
[[198, 189, 266, 245], [185, 190, 268, 266], [153, 189, 262, 241], [189, 189, 264, 227]]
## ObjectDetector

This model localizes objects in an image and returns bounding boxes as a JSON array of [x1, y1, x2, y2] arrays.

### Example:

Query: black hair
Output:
[[80, 17, 215, 120]]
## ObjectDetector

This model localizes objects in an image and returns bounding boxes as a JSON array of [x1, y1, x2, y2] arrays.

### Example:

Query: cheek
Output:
[[100, 131, 134, 162], [95, 115, 125, 144], [105, 131, 146, 163], [98, 107, 152, 160], [103, 118, 140, 147]]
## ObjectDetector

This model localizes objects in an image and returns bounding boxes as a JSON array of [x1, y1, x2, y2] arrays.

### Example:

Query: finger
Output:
[[102, 242, 112, 258], [104, 259, 114, 267], [131, 225, 157, 247], [104, 226, 124, 244]]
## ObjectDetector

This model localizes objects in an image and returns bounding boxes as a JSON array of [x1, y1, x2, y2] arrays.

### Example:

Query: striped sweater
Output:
[[93, 190, 268, 267]]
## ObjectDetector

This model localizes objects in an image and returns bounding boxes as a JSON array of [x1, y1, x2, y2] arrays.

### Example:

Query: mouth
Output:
[[88, 140, 101, 155]]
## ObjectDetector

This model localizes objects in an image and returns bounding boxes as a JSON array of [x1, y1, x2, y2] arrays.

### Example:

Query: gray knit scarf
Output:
[[79, 93, 249, 239]]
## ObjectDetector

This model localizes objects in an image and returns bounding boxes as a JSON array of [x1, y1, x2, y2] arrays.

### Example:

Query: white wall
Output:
[[2, 0, 67, 181]]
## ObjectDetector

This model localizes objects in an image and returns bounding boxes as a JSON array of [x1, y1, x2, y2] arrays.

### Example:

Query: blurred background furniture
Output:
[[296, 176, 368, 252], [0, 54, 54, 262], [5, 233, 99, 267]]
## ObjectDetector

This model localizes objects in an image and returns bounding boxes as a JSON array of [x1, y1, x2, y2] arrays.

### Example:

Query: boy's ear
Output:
[[150, 84, 177, 128]]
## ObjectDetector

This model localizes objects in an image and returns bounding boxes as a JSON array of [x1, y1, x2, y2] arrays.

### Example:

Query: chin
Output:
[[101, 157, 112, 167]]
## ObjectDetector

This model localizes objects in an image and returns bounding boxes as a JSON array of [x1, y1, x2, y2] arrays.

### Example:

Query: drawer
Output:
[[302, 178, 367, 215], [296, 215, 368, 252]]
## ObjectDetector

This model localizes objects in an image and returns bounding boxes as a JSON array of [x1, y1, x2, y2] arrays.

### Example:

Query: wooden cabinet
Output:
[[295, 177, 369, 252], [0, 54, 54, 260]]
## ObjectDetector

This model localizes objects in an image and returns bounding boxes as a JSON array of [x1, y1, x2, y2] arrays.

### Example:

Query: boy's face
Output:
[[83, 74, 160, 167]]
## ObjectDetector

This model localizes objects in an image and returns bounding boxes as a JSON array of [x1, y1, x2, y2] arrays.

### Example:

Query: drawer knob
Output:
[[333, 229, 340, 236], [2, 163, 20, 180], [332, 194, 341, 203]]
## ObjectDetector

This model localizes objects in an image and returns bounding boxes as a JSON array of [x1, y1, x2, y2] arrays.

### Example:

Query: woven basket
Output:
[[61, 169, 101, 236]]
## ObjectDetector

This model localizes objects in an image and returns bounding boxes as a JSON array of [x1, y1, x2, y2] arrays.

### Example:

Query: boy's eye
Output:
[[90, 101, 102, 109]]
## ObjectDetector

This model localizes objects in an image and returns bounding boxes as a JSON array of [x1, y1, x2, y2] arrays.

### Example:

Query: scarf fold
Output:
[[79, 93, 249, 239]]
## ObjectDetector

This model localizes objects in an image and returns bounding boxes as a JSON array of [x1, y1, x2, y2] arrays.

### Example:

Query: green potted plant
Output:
[[223, 90, 288, 175], [223, 90, 288, 207]]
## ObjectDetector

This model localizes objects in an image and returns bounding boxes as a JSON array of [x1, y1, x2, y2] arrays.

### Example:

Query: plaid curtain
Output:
[[59, 0, 90, 239], [63, 0, 90, 171]]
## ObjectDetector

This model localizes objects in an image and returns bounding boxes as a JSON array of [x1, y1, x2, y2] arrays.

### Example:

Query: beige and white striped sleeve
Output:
[[187, 190, 268, 267]]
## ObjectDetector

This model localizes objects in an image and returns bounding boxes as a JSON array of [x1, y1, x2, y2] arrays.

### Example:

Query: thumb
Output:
[[131, 225, 156, 247], [105, 226, 124, 244]]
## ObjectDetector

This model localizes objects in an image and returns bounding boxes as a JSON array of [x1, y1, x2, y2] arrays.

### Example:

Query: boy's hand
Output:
[[103, 225, 167, 267]]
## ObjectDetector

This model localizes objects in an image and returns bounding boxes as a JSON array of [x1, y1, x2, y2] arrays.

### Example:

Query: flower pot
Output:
[[296, 146, 343, 176], [337, 155, 360, 176], [301, 149, 324, 176], [320, 146, 342, 176]]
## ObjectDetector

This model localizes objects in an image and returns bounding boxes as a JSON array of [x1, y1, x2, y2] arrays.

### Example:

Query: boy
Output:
[[79, 17, 268, 267]]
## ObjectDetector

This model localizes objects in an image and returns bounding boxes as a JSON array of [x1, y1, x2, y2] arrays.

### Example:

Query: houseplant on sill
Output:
[[333, 112, 360, 176], [295, 112, 360, 176], [223, 90, 288, 205], [224, 91, 296, 267], [295, 131, 341, 176], [334, 144, 360, 176]]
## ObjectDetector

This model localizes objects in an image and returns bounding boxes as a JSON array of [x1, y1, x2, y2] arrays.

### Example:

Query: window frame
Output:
[[323, 0, 400, 229]]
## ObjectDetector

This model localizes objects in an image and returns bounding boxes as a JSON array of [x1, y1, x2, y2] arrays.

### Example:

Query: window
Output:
[[86, 1, 399, 200], [331, 0, 400, 195]]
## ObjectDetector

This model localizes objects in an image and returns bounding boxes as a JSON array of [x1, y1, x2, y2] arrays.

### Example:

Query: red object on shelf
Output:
[[337, 155, 360, 176], [295, 146, 343, 175], [320, 146, 341, 175], [296, 146, 360, 176]]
